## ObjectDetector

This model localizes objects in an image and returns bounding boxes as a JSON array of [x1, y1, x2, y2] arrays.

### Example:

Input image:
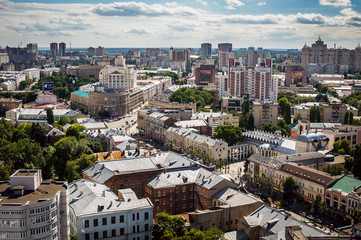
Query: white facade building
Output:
[[0, 169, 69, 240], [99, 65, 136, 91], [68, 180, 153, 240], [23, 68, 40, 81]]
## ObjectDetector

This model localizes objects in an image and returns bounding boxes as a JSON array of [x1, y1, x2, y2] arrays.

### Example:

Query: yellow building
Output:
[[252, 102, 278, 128]]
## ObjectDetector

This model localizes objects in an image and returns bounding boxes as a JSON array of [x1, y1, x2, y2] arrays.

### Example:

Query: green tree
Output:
[[213, 125, 243, 146], [282, 176, 298, 199], [351, 209, 361, 223], [70, 235, 79, 240], [243, 100, 250, 115], [312, 194, 322, 214], [284, 103, 291, 124], [309, 106, 321, 122], [65, 154, 97, 182], [65, 124, 86, 139], [344, 111, 350, 124], [349, 112, 354, 125], [46, 108, 55, 125], [87, 141, 103, 153], [333, 139, 351, 155], [152, 212, 187, 240]]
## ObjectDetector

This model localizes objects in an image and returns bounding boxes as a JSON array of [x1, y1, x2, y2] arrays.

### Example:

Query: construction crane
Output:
[[18, 42, 22, 48]]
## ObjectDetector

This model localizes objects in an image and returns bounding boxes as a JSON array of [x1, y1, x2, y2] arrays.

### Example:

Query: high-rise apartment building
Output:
[[246, 51, 264, 67], [218, 43, 232, 52], [0, 169, 69, 240], [87, 47, 95, 57], [219, 51, 235, 71], [96, 46, 104, 56], [225, 55, 277, 102], [6, 43, 38, 63], [50, 42, 58, 56], [59, 42, 66, 57], [302, 37, 361, 74], [201, 43, 212, 58]]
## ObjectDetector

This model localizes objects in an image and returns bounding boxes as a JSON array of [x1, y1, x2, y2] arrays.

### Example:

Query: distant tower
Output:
[[169, 46, 174, 60], [218, 43, 232, 53], [59, 42, 66, 57], [50, 43, 58, 57], [201, 43, 212, 58]]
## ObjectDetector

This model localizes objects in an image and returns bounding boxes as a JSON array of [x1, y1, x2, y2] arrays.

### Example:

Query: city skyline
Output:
[[0, 0, 360, 48]]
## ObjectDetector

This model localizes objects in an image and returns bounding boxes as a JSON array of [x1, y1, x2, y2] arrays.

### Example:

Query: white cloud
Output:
[[225, 0, 244, 10], [0, 0, 15, 9], [93, 1, 200, 17], [196, 0, 208, 6], [257, 2, 266, 6], [319, 0, 351, 7]]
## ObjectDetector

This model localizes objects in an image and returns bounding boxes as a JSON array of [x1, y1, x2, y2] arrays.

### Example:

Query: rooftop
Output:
[[326, 175, 361, 194], [0, 181, 67, 206], [72, 90, 89, 98], [213, 187, 262, 207]]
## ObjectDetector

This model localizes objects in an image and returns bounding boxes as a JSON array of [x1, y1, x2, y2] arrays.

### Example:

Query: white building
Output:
[[99, 65, 136, 91], [68, 180, 153, 240], [23, 68, 40, 81], [0, 169, 69, 240], [0, 71, 26, 87], [0, 80, 16, 91]]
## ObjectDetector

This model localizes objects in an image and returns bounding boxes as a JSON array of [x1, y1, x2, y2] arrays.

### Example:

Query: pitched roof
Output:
[[212, 187, 262, 207], [280, 163, 334, 186]]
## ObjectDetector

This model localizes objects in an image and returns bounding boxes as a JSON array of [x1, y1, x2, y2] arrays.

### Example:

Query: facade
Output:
[[23, 68, 40, 81], [325, 175, 361, 214], [218, 43, 232, 52], [6, 43, 38, 63], [322, 125, 361, 150], [144, 167, 237, 216], [87, 47, 95, 57], [285, 63, 307, 87], [66, 65, 103, 78], [0, 52, 9, 65], [0, 98, 22, 111], [50, 43, 58, 57], [144, 111, 177, 142], [59, 42, 66, 57], [0, 169, 69, 240], [295, 131, 329, 153], [191, 111, 239, 135], [35, 93, 57, 105], [201, 43, 212, 58], [302, 37, 361, 74], [218, 51, 234, 71], [96, 46, 105, 56], [252, 101, 278, 128], [221, 96, 242, 112], [195, 65, 216, 85], [99, 65, 136, 91], [226, 56, 277, 102], [68, 180, 153, 240], [246, 51, 263, 67]]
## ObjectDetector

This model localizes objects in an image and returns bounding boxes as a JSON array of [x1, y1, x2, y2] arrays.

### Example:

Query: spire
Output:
[[317, 35, 321, 41]]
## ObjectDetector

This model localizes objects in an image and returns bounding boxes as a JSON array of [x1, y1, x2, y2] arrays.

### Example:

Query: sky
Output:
[[0, 0, 360, 49]]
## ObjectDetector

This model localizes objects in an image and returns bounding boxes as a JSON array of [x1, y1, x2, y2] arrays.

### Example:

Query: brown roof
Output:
[[279, 163, 334, 186]]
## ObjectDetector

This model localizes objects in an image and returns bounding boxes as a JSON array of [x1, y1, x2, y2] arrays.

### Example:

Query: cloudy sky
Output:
[[0, 0, 360, 49]]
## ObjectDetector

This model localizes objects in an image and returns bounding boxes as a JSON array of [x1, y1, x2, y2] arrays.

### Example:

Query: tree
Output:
[[213, 125, 243, 146], [46, 108, 55, 125], [152, 212, 187, 240], [243, 100, 250, 115], [87, 141, 103, 153], [351, 209, 361, 224], [65, 124, 86, 139], [312, 194, 322, 214], [310, 106, 321, 122], [333, 139, 351, 155], [284, 103, 291, 124], [65, 154, 97, 182], [344, 111, 350, 124], [70, 235, 79, 240], [282, 176, 298, 199]]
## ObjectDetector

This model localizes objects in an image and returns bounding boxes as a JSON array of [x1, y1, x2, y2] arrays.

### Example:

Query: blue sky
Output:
[[0, 0, 360, 48]]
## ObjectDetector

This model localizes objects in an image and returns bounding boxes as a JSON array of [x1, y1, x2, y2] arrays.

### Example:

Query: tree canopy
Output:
[[213, 125, 242, 146], [169, 87, 213, 109], [282, 176, 298, 199]]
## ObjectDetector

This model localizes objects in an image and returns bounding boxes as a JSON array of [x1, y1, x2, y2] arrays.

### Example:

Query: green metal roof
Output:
[[327, 175, 361, 193]]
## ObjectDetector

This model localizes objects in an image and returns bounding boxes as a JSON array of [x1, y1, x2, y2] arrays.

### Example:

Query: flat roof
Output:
[[0, 181, 66, 205], [13, 170, 37, 177], [72, 90, 88, 98]]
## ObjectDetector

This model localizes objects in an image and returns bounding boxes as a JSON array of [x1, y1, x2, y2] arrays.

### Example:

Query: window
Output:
[[102, 218, 107, 225], [103, 230, 107, 238], [163, 200, 166, 205], [145, 212, 149, 220], [120, 215, 124, 223], [162, 190, 166, 196], [84, 220, 89, 228], [85, 233, 90, 240], [137, 225, 140, 232], [182, 186, 186, 192], [145, 224, 149, 231], [133, 214, 135, 221], [137, 213, 139, 220], [120, 228, 125, 235], [111, 216, 116, 224], [133, 226, 136, 233], [93, 219, 98, 227], [94, 232, 99, 239], [112, 229, 116, 237], [182, 195, 186, 200], [145, 235, 149, 240]]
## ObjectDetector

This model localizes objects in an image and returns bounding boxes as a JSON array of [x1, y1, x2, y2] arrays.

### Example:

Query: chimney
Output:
[[102, 190, 106, 197]]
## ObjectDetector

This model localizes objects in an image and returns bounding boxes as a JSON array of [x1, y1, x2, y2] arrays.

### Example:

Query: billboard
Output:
[[42, 82, 54, 92]]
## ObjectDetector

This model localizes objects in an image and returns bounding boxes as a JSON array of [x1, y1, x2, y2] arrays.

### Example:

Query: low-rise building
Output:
[[0, 98, 22, 111], [144, 111, 176, 142], [144, 167, 237, 216], [295, 131, 329, 153], [221, 96, 243, 113], [35, 93, 57, 105], [23, 68, 40, 81], [191, 111, 239, 136], [69, 180, 153, 240], [252, 102, 278, 128], [0, 169, 69, 240]]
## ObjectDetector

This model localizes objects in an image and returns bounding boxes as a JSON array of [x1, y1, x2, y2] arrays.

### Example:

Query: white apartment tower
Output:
[[0, 169, 69, 240]]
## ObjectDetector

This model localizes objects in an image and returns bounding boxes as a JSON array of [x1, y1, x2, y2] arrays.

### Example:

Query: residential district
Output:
[[1, 39, 361, 240]]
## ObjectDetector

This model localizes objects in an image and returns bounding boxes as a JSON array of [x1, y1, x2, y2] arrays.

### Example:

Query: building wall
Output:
[[253, 102, 278, 128]]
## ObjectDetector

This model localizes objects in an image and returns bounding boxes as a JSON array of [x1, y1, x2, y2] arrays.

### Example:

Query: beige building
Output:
[[0, 98, 22, 111], [323, 125, 361, 150], [252, 102, 278, 128], [144, 112, 176, 142], [221, 96, 242, 112], [191, 111, 239, 136], [66, 65, 103, 78], [295, 131, 329, 153], [275, 163, 334, 203], [99, 64, 136, 91]]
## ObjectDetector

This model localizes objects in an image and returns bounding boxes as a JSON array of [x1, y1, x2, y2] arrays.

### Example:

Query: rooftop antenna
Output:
[[70, 42, 72, 53]]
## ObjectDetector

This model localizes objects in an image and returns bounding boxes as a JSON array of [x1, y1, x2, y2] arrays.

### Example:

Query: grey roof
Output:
[[213, 187, 262, 207], [68, 180, 152, 218], [146, 167, 235, 190], [83, 152, 203, 183], [175, 119, 207, 128], [244, 205, 328, 239], [224, 230, 248, 240], [296, 132, 328, 143]]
